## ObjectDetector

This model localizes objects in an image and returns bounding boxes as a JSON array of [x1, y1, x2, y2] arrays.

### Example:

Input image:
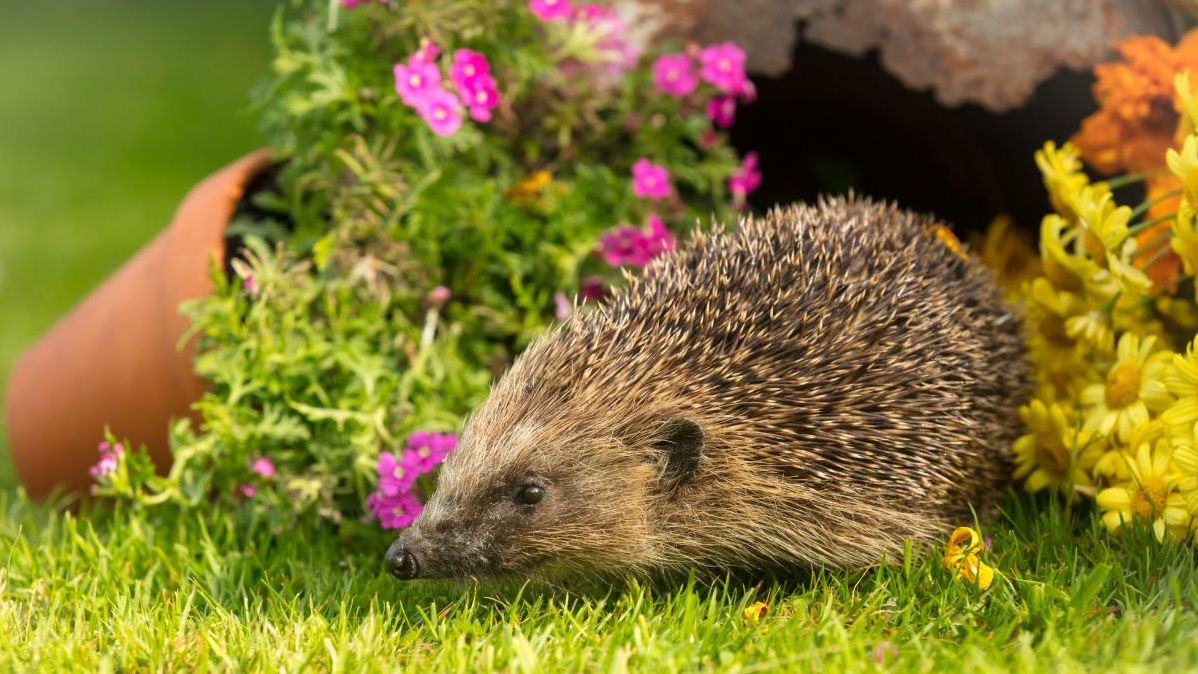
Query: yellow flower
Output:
[[942, 527, 995, 590], [1027, 278, 1083, 352], [1065, 310, 1115, 354], [742, 601, 769, 626], [1013, 400, 1104, 498], [1108, 239, 1154, 297], [1081, 333, 1173, 442], [970, 214, 1040, 295], [1172, 201, 1198, 279], [1035, 142, 1091, 220], [1176, 71, 1198, 139], [1154, 294, 1198, 335], [1075, 185, 1131, 266], [1172, 428, 1198, 519], [1094, 419, 1162, 481], [1096, 440, 1190, 541], [1167, 134, 1198, 212], [506, 170, 553, 205], [1040, 215, 1100, 293], [1163, 338, 1198, 425]]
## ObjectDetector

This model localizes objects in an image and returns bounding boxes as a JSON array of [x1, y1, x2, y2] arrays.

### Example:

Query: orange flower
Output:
[[1071, 33, 1198, 175]]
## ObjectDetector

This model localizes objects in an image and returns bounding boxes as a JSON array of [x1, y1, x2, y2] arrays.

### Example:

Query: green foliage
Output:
[[94, 0, 746, 525]]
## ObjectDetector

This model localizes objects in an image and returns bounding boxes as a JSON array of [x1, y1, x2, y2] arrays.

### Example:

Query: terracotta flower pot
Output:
[[4, 149, 273, 499]]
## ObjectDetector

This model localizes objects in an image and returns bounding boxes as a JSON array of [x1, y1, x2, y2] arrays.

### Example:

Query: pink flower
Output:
[[88, 440, 124, 479], [451, 49, 491, 84], [449, 50, 500, 123], [580, 276, 606, 302], [458, 73, 499, 123], [699, 42, 748, 94], [89, 454, 118, 479], [341, 0, 367, 7], [416, 89, 464, 137], [393, 60, 442, 107], [554, 292, 573, 322], [426, 285, 452, 308], [652, 54, 697, 97], [403, 431, 457, 473], [376, 451, 418, 497], [706, 95, 737, 128], [729, 152, 762, 204], [367, 490, 424, 530], [243, 273, 259, 296], [239, 484, 257, 499], [530, 0, 572, 21], [577, 4, 638, 75], [413, 39, 441, 65], [596, 214, 675, 267], [631, 159, 672, 200], [250, 457, 275, 479]]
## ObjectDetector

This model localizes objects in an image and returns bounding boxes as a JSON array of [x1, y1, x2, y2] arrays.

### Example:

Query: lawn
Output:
[[1, 2, 1197, 672]]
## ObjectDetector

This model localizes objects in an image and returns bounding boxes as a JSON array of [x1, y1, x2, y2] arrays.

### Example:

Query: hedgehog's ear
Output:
[[650, 417, 704, 493]]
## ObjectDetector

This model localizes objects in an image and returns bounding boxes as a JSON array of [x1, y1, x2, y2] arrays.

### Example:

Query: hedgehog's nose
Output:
[[386, 540, 420, 580]]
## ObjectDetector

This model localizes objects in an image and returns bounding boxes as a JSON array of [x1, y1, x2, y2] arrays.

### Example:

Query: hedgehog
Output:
[[386, 197, 1027, 582]]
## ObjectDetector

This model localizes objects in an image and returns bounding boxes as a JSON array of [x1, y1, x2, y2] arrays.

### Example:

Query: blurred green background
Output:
[[0, 1, 273, 488]]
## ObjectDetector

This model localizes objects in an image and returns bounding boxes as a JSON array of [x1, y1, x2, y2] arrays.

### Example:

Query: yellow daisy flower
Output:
[[1013, 400, 1104, 498], [1096, 440, 1190, 541], [1163, 338, 1198, 426], [1026, 278, 1083, 355], [1075, 185, 1131, 267], [1065, 310, 1115, 354], [1176, 72, 1198, 138], [1108, 239, 1154, 297], [1171, 202, 1198, 279], [1035, 141, 1093, 221], [1171, 428, 1198, 519], [1081, 333, 1173, 442], [1094, 420, 1163, 482], [1040, 214, 1101, 293], [970, 214, 1040, 295], [1167, 134, 1198, 213]]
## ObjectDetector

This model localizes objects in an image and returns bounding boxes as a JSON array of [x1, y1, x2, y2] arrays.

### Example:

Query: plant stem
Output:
[[1128, 212, 1177, 235], [1132, 231, 1171, 260], [1130, 188, 1182, 221], [1105, 169, 1168, 189]]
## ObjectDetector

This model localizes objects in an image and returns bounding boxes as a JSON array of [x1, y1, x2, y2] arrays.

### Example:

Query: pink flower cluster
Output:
[[729, 152, 762, 204], [367, 431, 457, 529], [651, 43, 754, 129], [393, 42, 499, 137], [238, 457, 276, 499], [631, 158, 672, 200], [530, 1, 637, 77], [597, 214, 675, 267], [89, 440, 124, 480], [553, 276, 607, 321]]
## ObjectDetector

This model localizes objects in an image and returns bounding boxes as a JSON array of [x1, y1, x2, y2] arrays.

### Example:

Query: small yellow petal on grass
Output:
[[942, 526, 996, 590], [742, 601, 768, 626]]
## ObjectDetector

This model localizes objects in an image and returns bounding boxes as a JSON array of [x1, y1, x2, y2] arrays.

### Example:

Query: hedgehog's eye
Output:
[[514, 484, 545, 506]]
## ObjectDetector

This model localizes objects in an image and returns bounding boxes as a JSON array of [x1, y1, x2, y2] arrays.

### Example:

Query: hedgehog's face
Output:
[[385, 415, 705, 581]]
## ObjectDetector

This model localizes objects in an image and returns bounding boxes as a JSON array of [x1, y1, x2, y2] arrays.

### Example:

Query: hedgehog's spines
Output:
[[430, 196, 1026, 576]]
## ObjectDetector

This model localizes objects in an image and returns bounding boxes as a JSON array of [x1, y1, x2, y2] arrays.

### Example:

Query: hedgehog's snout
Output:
[[385, 539, 420, 580]]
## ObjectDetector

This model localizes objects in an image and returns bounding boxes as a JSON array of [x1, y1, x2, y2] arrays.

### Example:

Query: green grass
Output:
[[1, 492, 1196, 671], [1, 2, 1197, 671]]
